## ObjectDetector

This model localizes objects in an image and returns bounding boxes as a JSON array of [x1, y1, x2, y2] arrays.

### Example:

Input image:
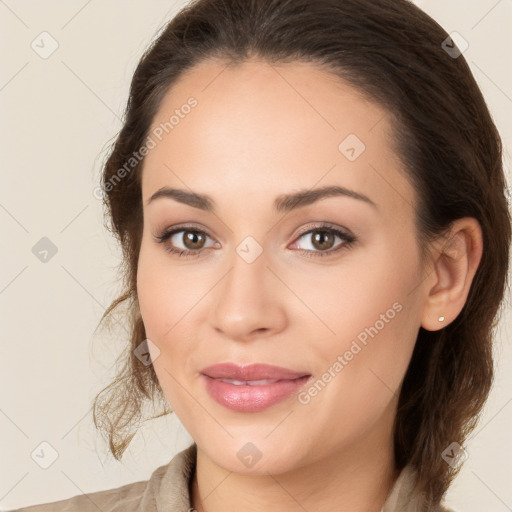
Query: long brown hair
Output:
[[92, 0, 511, 506]]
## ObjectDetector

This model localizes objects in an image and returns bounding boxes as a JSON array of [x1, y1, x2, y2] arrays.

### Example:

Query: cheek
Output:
[[136, 252, 189, 407], [137, 238, 214, 329], [136, 241, 178, 340], [137, 237, 184, 325], [303, 303, 417, 443], [136, 261, 165, 335], [308, 244, 421, 390], [306, 249, 416, 347], [136, 244, 201, 374]]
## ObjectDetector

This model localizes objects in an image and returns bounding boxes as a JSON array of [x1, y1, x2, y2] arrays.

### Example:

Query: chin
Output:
[[199, 435, 308, 475]]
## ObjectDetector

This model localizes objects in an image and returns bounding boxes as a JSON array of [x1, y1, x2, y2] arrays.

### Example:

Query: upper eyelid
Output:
[[294, 222, 350, 237]]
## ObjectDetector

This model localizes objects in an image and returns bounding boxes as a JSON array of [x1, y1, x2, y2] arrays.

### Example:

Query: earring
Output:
[[438, 316, 445, 322]]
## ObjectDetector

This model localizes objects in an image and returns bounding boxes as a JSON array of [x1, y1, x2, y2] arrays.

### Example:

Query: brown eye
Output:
[[291, 224, 357, 258], [154, 227, 218, 258], [310, 230, 336, 251], [181, 230, 207, 250]]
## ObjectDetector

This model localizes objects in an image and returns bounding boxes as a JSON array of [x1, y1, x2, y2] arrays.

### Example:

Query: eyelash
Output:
[[154, 222, 357, 259]]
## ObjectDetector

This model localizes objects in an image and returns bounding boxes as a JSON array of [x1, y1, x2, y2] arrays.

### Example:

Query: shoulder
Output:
[[8, 443, 197, 512], [383, 464, 461, 512], [438, 505, 458, 512], [7, 479, 149, 512]]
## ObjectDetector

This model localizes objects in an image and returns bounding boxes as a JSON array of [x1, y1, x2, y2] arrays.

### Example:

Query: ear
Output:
[[420, 217, 484, 331]]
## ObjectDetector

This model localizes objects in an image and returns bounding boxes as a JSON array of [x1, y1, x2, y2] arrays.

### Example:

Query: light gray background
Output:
[[1, 1, 511, 510]]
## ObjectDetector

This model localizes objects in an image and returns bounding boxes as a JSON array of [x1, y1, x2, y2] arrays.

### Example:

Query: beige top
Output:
[[13, 443, 456, 512]]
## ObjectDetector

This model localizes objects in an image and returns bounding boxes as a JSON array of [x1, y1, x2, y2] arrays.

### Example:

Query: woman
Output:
[[16, 0, 511, 510]]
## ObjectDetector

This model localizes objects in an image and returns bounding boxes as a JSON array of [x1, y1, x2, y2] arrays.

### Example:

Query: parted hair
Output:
[[92, 0, 511, 506]]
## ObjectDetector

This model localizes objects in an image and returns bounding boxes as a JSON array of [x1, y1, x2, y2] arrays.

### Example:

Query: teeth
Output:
[[247, 379, 278, 386], [219, 378, 279, 386]]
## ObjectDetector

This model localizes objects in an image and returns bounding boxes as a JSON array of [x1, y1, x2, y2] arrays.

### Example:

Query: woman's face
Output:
[[137, 58, 428, 474]]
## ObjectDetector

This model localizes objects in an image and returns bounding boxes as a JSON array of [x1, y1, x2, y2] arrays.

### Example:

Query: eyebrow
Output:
[[146, 185, 377, 213]]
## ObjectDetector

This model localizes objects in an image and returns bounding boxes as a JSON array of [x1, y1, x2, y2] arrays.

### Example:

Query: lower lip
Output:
[[201, 374, 311, 412]]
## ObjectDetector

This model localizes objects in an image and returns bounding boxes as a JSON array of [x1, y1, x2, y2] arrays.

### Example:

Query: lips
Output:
[[200, 362, 310, 382], [200, 363, 312, 412]]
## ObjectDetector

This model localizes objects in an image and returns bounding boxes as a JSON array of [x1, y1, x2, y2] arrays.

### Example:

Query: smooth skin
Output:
[[136, 58, 483, 512]]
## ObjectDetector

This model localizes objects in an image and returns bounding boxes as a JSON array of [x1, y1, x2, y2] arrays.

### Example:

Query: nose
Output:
[[209, 246, 287, 342]]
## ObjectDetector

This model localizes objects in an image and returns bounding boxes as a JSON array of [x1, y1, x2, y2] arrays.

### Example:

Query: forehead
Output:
[[141, 58, 414, 215]]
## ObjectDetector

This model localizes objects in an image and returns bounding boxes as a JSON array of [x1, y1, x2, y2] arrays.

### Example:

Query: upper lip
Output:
[[200, 363, 310, 381]]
